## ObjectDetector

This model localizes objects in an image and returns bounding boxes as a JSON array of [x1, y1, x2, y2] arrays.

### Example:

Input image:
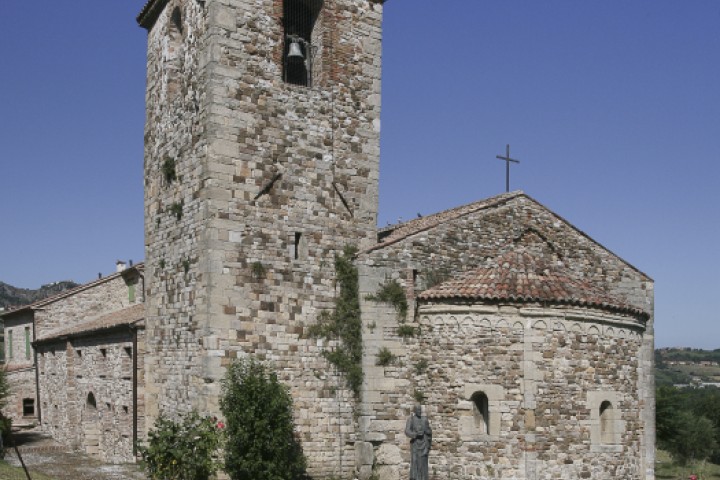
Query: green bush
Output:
[[375, 347, 396, 367], [140, 411, 223, 480], [221, 358, 307, 480], [367, 279, 408, 319]]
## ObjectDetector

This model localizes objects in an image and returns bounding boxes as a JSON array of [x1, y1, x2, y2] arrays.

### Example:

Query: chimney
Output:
[[116, 260, 127, 273]]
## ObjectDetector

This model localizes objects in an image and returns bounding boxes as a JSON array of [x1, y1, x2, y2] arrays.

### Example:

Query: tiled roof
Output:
[[35, 304, 144, 343], [0, 264, 144, 318], [367, 191, 523, 253], [419, 251, 647, 319]]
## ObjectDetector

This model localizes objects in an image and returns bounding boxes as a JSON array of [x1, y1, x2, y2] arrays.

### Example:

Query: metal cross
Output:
[[496, 144, 520, 193]]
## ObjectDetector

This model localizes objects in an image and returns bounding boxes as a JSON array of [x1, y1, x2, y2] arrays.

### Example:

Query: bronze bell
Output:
[[287, 40, 304, 61]]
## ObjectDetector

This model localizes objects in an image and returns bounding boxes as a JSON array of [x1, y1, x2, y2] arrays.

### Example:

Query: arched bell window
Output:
[[283, 0, 323, 86], [86, 392, 97, 410]]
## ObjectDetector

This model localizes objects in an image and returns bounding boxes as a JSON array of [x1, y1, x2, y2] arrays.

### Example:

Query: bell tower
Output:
[[138, 0, 383, 476]]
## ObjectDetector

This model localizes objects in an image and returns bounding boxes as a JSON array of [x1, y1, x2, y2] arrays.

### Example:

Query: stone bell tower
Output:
[[138, 0, 383, 476]]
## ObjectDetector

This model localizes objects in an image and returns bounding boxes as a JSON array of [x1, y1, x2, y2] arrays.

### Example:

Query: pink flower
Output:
[[217, 421, 225, 429]]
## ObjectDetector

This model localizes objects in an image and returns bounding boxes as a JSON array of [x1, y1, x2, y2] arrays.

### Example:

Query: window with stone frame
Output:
[[471, 391, 489, 434], [283, 0, 323, 86], [600, 400, 614, 444]]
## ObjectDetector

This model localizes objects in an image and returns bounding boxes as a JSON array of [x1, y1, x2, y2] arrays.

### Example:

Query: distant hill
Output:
[[656, 347, 720, 387], [0, 280, 79, 311]]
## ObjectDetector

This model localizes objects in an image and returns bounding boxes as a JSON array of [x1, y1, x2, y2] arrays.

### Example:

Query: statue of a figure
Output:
[[405, 404, 432, 480]]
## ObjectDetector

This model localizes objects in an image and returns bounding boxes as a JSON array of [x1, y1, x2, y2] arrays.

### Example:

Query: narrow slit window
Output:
[[471, 391, 489, 434], [600, 400, 613, 444], [294, 232, 302, 260]]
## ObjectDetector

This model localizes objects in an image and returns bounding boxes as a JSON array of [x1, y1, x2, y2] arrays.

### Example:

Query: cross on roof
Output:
[[495, 144, 520, 193]]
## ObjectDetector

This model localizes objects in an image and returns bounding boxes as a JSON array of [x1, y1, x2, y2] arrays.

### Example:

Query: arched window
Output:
[[471, 391, 489, 434], [283, 0, 323, 86], [86, 392, 97, 410], [600, 400, 613, 444]]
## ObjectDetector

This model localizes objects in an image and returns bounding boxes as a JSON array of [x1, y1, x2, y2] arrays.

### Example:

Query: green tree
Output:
[[667, 410, 718, 465], [220, 358, 307, 480]]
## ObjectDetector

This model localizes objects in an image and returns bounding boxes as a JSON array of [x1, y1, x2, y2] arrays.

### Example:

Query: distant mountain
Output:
[[0, 280, 79, 311]]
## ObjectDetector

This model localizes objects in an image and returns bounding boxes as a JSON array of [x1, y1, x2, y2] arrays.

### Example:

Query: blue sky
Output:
[[1, 1, 718, 348]]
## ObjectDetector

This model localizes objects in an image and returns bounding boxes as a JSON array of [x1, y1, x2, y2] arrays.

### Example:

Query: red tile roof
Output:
[[35, 304, 144, 343], [419, 251, 647, 319]]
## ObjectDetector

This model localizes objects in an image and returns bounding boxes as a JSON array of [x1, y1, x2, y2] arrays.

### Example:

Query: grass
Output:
[[656, 449, 720, 479], [0, 459, 57, 480]]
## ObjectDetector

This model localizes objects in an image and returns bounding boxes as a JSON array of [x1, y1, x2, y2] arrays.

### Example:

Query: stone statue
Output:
[[405, 404, 432, 480]]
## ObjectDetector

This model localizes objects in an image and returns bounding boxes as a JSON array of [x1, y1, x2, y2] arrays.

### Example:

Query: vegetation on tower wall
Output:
[[308, 245, 363, 398]]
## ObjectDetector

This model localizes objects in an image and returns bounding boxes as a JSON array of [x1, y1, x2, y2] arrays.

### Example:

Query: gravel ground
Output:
[[5, 428, 145, 480]]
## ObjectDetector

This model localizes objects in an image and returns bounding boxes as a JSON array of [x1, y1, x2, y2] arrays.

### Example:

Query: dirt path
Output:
[[5, 429, 145, 480]]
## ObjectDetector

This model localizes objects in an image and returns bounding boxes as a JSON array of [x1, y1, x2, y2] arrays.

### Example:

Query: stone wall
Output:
[[141, 1, 383, 477], [37, 329, 143, 463], [356, 302, 645, 480]]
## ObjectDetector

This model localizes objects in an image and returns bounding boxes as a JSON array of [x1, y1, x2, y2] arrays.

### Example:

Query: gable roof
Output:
[[34, 303, 144, 344], [419, 250, 648, 319], [370, 191, 523, 253], [366, 191, 650, 281], [0, 264, 144, 319]]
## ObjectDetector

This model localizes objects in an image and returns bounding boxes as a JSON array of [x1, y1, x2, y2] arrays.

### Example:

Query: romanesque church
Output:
[[1, 1, 655, 479]]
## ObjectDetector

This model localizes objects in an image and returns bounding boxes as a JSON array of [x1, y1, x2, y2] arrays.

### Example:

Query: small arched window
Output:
[[283, 0, 323, 86], [86, 392, 97, 410], [600, 400, 613, 444], [471, 391, 489, 434]]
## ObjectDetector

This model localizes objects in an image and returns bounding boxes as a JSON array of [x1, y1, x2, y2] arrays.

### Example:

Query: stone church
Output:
[[2, 0, 655, 479]]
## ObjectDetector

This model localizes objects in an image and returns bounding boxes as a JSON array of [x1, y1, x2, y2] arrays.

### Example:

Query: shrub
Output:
[[367, 280, 408, 319], [140, 411, 223, 480], [162, 158, 177, 184], [397, 324, 418, 337], [375, 347, 396, 367], [221, 358, 308, 480]]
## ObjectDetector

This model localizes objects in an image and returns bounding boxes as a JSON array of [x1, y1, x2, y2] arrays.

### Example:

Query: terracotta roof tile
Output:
[[36, 304, 144, 343], [419, 251, 647, 319]]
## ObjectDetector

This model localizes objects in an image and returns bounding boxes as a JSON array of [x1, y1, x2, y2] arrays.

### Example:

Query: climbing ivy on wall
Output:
[[308, 246, 363, 398]]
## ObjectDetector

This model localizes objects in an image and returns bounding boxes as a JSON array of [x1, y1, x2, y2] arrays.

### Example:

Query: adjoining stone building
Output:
[[0, 264, 145, 463]]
